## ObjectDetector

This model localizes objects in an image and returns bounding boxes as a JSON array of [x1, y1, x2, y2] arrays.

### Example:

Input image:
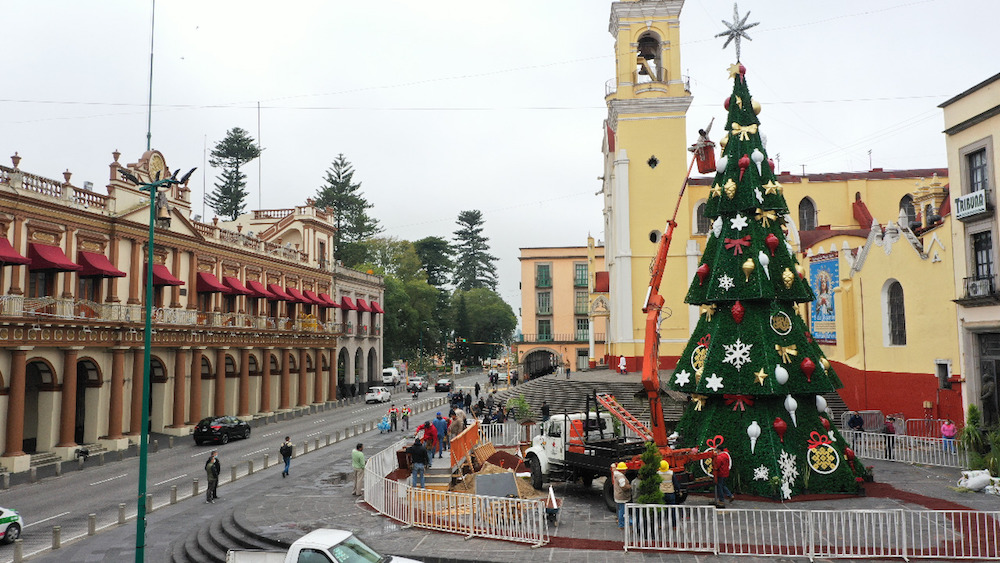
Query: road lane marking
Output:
[[306, 431, 322, 437], [24, 511, 70, 528], [242, 448, 268, 457], [90, 474, 127, 486], [312, 419, 326, 424], [261, 431, 278, 438], [153, 474, 188, 486]]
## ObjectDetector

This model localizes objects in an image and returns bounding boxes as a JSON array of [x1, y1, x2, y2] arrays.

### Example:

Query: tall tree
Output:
[[413, 236, 454, 288], [452, 210, 498, 291], [361, 237, 422, 280], [314, 154, 380, 266], [206, 127, 261, 220]]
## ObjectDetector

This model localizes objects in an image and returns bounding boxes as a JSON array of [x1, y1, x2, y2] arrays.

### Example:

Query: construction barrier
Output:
[[625, 505, 1000, 560], [841, 430, 969, 468]]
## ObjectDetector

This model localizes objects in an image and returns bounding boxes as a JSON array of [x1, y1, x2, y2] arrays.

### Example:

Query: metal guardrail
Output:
[[625, 505, 1000, 560], [364, 436, 549, 546], [841, 430, 969, 468]]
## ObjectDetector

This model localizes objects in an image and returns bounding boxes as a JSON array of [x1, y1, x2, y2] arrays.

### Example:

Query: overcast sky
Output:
[[2, 0, 995, 325]]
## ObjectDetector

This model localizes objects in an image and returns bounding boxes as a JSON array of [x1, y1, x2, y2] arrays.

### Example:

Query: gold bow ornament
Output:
[[700, 304, 717, 321], [691, 394, 708, 411], [731, 122, 758, 141], [756, 208, 778, 227], [775, 343, 798, 364]]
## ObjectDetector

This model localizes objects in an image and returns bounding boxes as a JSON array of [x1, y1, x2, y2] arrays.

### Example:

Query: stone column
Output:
[[238, 348, 251, 416], [298, 349, 308, 406], [56, 347, 82, 447], [128, 238, 141, 305], [107, 347, 126, 439], [214, 348, 227, 416], [129, 349, 144, 434], [188, 347, 204, 423], [279, 348, 291, 410], [313, 348, 323, 404], [107, 236, 121, 303], [260, 348, 272, 413], [3, 348, 30, 457], [9, 216, 24, 295], [170, 348, 188, 428], [328, 348, 338, 401], [170, 250, 182, 308], [61, 229, 76, 298]]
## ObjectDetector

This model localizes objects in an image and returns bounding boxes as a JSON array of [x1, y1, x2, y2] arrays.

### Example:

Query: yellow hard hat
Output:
[[616, 462, 627, 470], [659, 460, 670, 471]]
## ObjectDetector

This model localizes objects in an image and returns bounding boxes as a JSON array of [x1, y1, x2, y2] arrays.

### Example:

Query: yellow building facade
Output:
[[942, 72, 1000, 428]]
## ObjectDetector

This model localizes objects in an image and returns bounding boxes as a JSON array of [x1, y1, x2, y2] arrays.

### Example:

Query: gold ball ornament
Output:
[[752, 99, 761, 115], [820, 357, 831, 370], [742, 258, 755, 282], [720, 135, 729, 149], [724, 179, 738, 199], [782, 267, 794, 289]]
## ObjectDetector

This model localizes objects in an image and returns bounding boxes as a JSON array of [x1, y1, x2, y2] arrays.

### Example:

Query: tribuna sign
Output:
[[955, 190, 989, 221]]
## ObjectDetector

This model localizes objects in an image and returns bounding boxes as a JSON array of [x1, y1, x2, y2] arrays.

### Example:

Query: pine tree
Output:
[[206, 127, 261, 220], [452, 210, 498, 291], [666, 63, 862, 499], [314, 154, 381, 265]]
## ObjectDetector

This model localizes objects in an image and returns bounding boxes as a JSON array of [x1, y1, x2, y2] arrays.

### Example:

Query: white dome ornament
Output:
[[758, 251, 770, 279], [713, 217, 723, 238], [747, 420, 762, 454], [784, 394, 798, 427], [775, 365, 789, 385], [816, 395, 827, 412], [751, 148, 764, 175], [717, 155, 729, 174]]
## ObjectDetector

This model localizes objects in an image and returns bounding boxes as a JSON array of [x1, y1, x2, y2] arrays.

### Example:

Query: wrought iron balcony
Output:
[[957, 275, 1000, 306]]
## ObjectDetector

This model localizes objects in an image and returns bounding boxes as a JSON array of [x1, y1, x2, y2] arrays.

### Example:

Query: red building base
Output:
[[831, 361, 964, 423]]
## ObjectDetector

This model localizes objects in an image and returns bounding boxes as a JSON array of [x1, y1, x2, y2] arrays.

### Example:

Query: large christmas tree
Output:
[[667, 60, 863, 499]]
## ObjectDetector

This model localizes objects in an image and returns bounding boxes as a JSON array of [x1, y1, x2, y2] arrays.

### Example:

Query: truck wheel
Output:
[[602, 477, 617, 512], [529, 457, 544, 490], [581, 475, 593, 489]]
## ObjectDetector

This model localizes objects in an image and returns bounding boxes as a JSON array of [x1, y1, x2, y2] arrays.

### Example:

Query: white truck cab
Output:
[[227, 529, 422, 562], [525, 412, 619, 475]]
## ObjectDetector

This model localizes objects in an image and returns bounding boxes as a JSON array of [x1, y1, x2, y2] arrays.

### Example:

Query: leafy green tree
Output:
[[361, 237, 422, 281], [206, 127, 261, 220], [636, 441, 664, 504], [452, 210, 498, 291], [314, 154, 381, 265], [413, 236, 454, 288], [452, 294, 471, 363], [452, 288, 516, 361]]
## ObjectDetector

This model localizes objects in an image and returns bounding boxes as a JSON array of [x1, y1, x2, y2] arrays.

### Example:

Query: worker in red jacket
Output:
[[712, 447, 734, 507], [417, 420, 438, 466]]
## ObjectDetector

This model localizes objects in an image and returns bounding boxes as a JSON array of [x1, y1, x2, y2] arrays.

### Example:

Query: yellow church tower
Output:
[[601, 0, 696, 371]]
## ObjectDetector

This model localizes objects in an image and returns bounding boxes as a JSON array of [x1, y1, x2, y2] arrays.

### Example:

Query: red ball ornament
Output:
[[773, 417, 788, 443], [724, 96, 731, 111], [801, 357, 815, 382], [765, 233, 780, 256], [768, 158, 775, 173], [738, 154, 750, 182], [697, 263, 710, 286], [820, 417, 831, 432], [739, 64, 747, 77], [731, 301, 745, 324]]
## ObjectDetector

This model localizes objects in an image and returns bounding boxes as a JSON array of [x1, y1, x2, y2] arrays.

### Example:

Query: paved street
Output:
[[0, 371, 486, 563]]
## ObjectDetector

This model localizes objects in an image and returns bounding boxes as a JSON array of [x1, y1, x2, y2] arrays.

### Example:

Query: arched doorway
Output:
[[24, 360, 55, 454], [74, 359, 101, 444], [338, 348, 351, 398], [354, 348, 365, 393], [200, 356, 212, 421], [367, 348, 378, 388], [149, 357, 167, 432], [523, 348, 559, 379]]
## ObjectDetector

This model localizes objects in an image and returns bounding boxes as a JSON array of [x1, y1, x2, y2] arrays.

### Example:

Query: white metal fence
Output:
[[841, 430, 968, 468], [478, 421, 522, 446], [364, 437, 549, 546], [625, 505, 1000, 560]]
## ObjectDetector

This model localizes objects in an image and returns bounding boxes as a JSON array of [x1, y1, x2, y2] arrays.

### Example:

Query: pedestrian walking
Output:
[[474, 381, 481, 399], [401, 404, 411, 431], [388, 404, 399, 432], [279, 436, 293, 477], [611, 462, 631, 529], [351, 443, 365, 497], [406, 438, 430, 488], [712, 447, 734, 507], [566, 365, 571, 379], [417, 420, 438, 466], [618, 355, 627, 374], [884, 417, 896, 459], [941, 418, 958, 454], [541, 400, 550, 422], [448, 413, 463, 444], [205, 450, 221, 503], [464, 391, 472, 410], [432, 412, 450, 458], [485, 392, 495, 414]]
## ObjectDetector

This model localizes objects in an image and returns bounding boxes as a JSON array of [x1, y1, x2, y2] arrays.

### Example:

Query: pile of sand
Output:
[[450, 461, 544, 499]]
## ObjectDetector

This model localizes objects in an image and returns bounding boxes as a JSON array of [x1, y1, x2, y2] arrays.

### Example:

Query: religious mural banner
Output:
[[809, 252, 838, 344]]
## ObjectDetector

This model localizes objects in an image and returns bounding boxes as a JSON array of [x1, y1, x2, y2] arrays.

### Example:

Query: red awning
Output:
[[285, 287, 307, 303], [145, 263, 185, 286], [340, 296, 357, 310], [247, 280, 275, 299], [223, 276, 253, 295], [0, 238, 30, 266], [356, 298, 372, 313], [303, 290, 324, 306], [197, 272, 232, 294], [318, 293, 339, 308], [28, 243, 81, 272], [77, 251, 126, 278], [370, 301, 384, 314], [267, 283, 291, 301]]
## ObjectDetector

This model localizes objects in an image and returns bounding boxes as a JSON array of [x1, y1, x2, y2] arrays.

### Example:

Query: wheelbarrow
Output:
[[545, 486, 562, 526]]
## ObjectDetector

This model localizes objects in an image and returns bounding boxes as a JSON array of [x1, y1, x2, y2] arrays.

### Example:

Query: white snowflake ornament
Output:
[[718, 274, 735, 292], [778, 450, 799, 482], [674, 369, 691, 386], [705, 373, 724, 392], [753, 465, 770, 481], [730, 213, 749, 232], [780, 480, 792, 500], [722, 338, 753, 371]]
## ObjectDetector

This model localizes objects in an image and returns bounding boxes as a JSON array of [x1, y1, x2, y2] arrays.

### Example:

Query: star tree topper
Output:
[[715, 3, 760, 61]]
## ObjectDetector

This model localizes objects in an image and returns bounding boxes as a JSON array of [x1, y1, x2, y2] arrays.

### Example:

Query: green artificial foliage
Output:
[[666, 64, 862, 499], [636, 441, 664, 504]]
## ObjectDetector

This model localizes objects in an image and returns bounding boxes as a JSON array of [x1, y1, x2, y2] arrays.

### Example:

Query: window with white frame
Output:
[[536, 291, 552, 315]]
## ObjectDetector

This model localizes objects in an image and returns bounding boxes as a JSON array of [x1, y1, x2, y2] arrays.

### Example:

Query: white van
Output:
[[381, 367, 400, 385]]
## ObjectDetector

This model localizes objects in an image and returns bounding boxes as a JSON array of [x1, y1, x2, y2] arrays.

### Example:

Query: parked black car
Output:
[[194, 416, 251, 445]]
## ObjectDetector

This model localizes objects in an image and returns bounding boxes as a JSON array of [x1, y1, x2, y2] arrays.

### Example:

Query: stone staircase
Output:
[[170, 506, 288, 563], [28, 442, 108, 468]]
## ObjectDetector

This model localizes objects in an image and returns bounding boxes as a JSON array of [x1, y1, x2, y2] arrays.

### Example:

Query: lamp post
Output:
[[119, 167, 194, 562]]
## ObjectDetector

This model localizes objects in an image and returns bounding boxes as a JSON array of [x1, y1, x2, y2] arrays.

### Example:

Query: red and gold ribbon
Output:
[[807, 431, 833, 449], [724, 235, 752, 255]]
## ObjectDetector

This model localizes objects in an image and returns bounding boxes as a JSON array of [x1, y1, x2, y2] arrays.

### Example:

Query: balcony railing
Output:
[[535, 275, 552, 288], [574, 277, 588, 288], [536, 307, 552, 315], [519, 333, 606, 343], [959, 275, 999, 303]]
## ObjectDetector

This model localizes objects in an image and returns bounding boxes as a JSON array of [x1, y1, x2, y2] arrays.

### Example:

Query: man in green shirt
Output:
[[351, 443, 365, 497]]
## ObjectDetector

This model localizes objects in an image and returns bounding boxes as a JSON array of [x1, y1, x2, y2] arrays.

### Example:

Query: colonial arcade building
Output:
[[0, 150, 384, 473]]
